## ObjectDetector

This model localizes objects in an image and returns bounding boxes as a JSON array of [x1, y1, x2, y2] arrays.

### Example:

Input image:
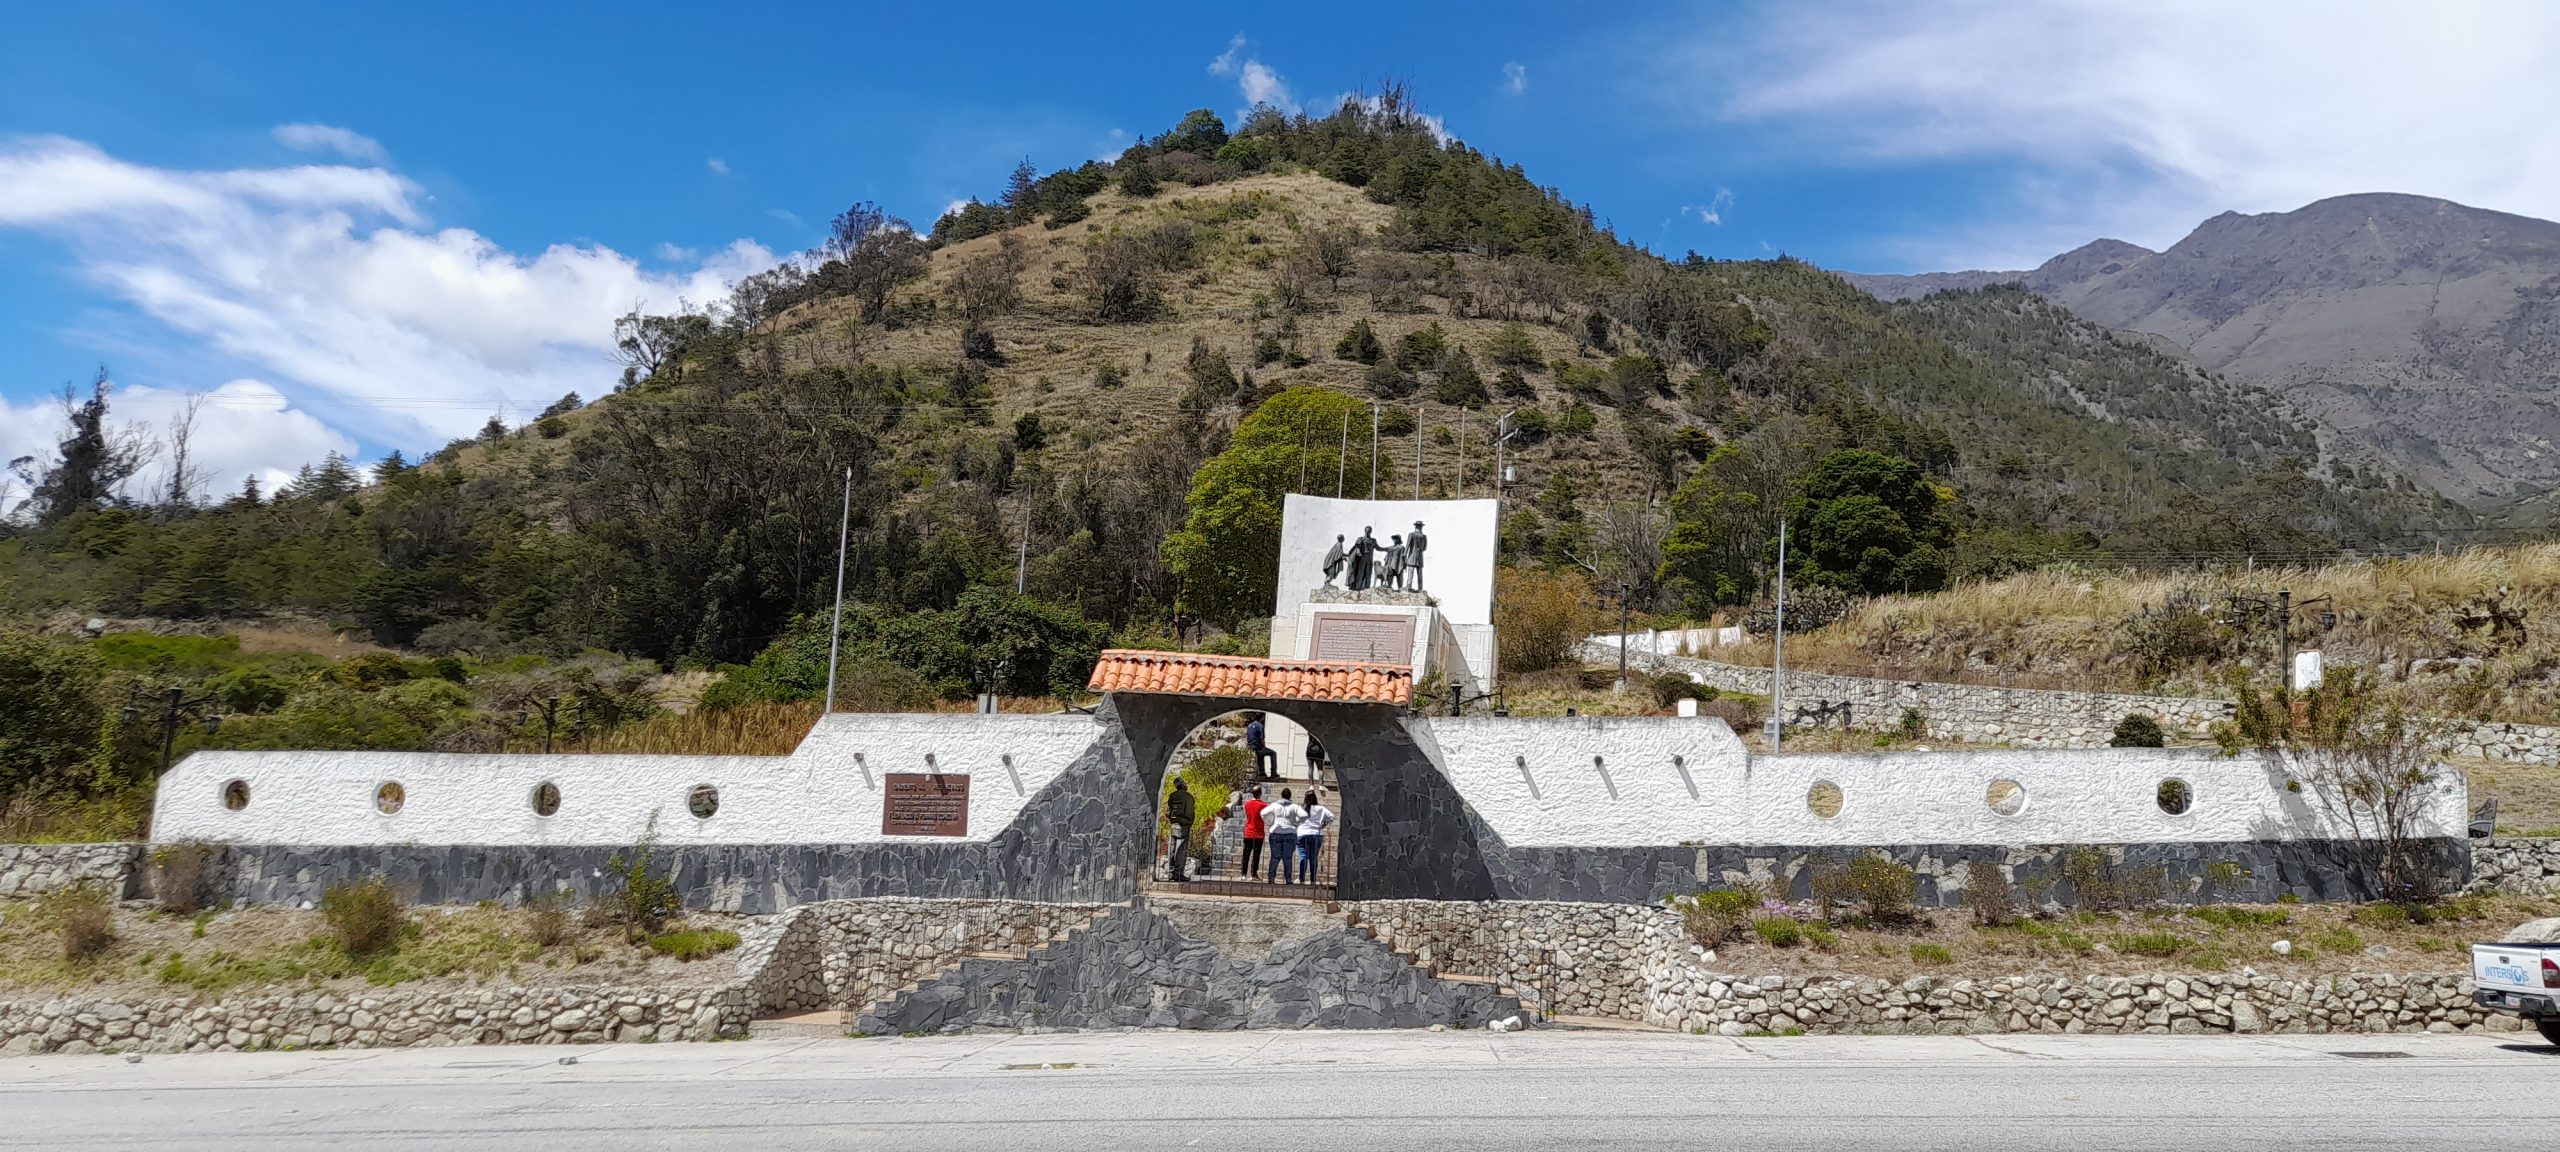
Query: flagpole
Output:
[[1771, 517, 1788, 754], [823, 465, 852, 715]]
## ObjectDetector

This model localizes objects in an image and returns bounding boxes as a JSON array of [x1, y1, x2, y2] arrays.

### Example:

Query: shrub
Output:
[[1649, 671, 1714, 710], [2350, 903, 2411, 928], [2310, 926, 2366, 954], [526, 893, 574, 948], [2061, 847, 2163, 911], [2109, 714, 2167, 748], [1819, 855, 1917, 925], [646, 928, 743, 962], [1675, 888, 1759, 947], [1335, 318, 1385, 364], [960, 327, 1002, 364], [1700, 697, 1763, 734], [148, 841, 214, 915], [321, 877, 406, 956], [1909, 942, 1952, 964], [1751, 916, 1804, 947], [2193, 906, 2290, 929], [1094, 364, 1128, 390], [599, 833, 682, 943], [1963, 860, 2016, 927], [1494, 567, 1600, 675], [40, 882, 115, 961], [1364, 360, 1417, 399], [2117, 931, 2190, 957], [1118, 161, 1160, 198]]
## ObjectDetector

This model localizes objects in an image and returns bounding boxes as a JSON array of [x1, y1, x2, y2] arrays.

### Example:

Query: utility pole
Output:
[[1013, 496, 1031, 594], [1456, 409, 1467, 497], [1369, 403, 1379, 500], [1414, 403, 1424, 500], [1337, 412, 1349, 498], [1613, 581, 1632, 694], [823, 465, 852, 715], [1771, 518, 1789, 754]]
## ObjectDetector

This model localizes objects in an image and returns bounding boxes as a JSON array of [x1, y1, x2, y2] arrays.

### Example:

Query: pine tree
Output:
[[1001, 159, 1039, 220], [1334, 318, 1384, 364], [374, 451, 408, 483], [24, 367, 143, 527]]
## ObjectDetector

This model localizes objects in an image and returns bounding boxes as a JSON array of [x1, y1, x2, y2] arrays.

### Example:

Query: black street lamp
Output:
[[1599, 580, 1636, 694], [2224, 588, 2338, 688], [124, 686, 222, 776]]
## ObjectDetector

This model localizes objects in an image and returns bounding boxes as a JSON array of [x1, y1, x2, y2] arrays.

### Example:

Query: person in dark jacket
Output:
[[1164, 779, 1196, 881]]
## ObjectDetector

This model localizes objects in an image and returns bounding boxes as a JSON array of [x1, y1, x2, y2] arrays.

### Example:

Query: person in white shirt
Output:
[[1263, 789, 1304, 884], [1295, 790, 1336, 884]]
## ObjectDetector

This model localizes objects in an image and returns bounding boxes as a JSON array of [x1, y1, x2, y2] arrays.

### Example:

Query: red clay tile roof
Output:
[[1088, 649, 1413, 706]]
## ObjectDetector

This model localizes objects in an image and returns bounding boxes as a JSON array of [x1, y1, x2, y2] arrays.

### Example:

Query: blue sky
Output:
[[6, 1, 2558, 503]]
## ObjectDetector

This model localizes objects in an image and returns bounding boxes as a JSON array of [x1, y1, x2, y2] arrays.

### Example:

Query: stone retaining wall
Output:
[[742, 898, 1107, 1015], [1595, 643, 2560, 764], [2471, 837, 2560, 896], [0, 986, 751, 1056], [0, 843, 141, 899], [1352, 898, 2519, 1035]]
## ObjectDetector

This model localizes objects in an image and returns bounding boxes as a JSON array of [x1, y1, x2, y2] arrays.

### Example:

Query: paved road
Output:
[[4, 1029, 2553, 1151]]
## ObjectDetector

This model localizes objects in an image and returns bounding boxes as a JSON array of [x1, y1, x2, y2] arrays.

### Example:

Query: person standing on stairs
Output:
[[1295, 789, 1335, 885], [1246, 714, 1278, 780], [1164, 778, 1196, 882], [1264, 789, 1304, 885], [1239, 786, 1267, 880]]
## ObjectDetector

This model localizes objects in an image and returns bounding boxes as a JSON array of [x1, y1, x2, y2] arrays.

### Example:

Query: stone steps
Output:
[[747, 1009, 847, 1040]]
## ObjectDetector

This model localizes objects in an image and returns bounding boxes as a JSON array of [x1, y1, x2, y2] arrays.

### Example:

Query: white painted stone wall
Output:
[[1423, 716, 2468, 847], [149, 712, 1105, 847]]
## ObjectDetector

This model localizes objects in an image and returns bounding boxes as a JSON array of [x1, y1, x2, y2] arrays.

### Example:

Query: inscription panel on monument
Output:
[[881, 773, 971, 836], [1309, 612, 1417, 664]]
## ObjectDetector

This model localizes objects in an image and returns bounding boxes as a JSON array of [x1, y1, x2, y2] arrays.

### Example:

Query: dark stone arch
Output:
[[1101, 692, 1495, 900]]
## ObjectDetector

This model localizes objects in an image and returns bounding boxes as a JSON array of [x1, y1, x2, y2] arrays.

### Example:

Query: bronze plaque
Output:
[[1309, 611, 1416, 664], [882, 773, 971, 836]]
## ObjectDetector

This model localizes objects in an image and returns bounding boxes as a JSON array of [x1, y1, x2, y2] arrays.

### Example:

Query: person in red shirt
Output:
[[1239, 785, 1267, 879]]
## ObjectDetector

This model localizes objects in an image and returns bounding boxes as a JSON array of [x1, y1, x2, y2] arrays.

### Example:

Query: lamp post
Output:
[[2224, 589, 2336, 690], [1601, 580, 1634, 694], [1771, 518, 1790, 755], [124, 686, 221, 776]]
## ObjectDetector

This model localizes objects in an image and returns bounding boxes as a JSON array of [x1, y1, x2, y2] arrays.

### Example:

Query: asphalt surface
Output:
[[5, 1029, 2555, 1151]]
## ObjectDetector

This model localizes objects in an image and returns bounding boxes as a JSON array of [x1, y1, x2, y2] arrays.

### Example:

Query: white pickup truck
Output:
[[2471, 918, 2560, 1044]]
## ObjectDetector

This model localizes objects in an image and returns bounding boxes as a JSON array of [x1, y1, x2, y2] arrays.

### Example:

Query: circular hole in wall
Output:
[[375, 781, 405, 815], [531, 781, 561, 817], [221, 779, 249, 811], [688, 784, 719, 820], [1986, 779, 2027, 817], [2158, 778, 2193, 816], [1806, 780, 1844, 820]]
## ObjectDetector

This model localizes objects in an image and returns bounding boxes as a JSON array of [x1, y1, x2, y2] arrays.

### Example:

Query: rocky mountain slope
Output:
[[1846, 194, 2560, 510]]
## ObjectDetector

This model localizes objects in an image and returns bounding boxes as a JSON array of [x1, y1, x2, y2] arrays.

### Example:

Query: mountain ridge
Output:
[[1845, 193, 2560, 510]]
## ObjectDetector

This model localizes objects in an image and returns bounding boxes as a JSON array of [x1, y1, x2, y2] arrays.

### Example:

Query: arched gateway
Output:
[[1091, 649, 1498, 901]]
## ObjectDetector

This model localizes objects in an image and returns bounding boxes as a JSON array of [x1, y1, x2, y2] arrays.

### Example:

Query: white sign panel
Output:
[[1276, 495, 1499, 626], [2293, 650, 2324, 692]]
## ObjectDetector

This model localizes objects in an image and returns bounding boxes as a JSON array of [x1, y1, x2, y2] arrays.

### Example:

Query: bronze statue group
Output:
[[1322, 520, 1428, 593]]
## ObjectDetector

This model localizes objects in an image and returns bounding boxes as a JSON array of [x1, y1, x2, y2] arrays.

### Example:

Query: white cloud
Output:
[[1502, 62, 1528, 96], [653, 242, 698, 262], [1239, 61, 1294, 113], [0, 136, 770, 456], [271, 123, 387, 164], [1, 379, 352, 508], [1208, 33, 1246, 77], [939, 199, 973, 221], [1682, 188, 1735, 226], [706, 157, 730, 175], [1209, 35, 1296, 116], [765, 207, 806, 229], [1689, 0, 2560, 265]]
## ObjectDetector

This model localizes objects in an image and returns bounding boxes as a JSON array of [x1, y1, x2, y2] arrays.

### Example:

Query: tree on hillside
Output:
[[0, 629, 107, 816], [1163, 387, 1370, 626], [1778, 450, 1954, 597], [1657, 416, 1837, 612], [14, 368, 149, 527], [1000, 158, 1040, 220], [1162, 109, 1229, 155], [818, 201, 930, 321], [1335, 318, 1384, 364]]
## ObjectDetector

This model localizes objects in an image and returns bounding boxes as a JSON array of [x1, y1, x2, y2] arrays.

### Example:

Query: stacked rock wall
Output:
[[742, 898, 1108, 1015], [0, 987, 750, 1056], [1595, 642, 2560, 765], [1351, 898, 2520, 1035], [0, 843, 141, 899]]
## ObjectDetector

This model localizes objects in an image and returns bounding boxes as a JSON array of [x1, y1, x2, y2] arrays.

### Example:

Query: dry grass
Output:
[[1693, 892, 2560, 982], [1706, 544, 2560, 722], [0, 899, 743, 997], [542, 697, 1079, 756], [2463, 756, 2560, 835]]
